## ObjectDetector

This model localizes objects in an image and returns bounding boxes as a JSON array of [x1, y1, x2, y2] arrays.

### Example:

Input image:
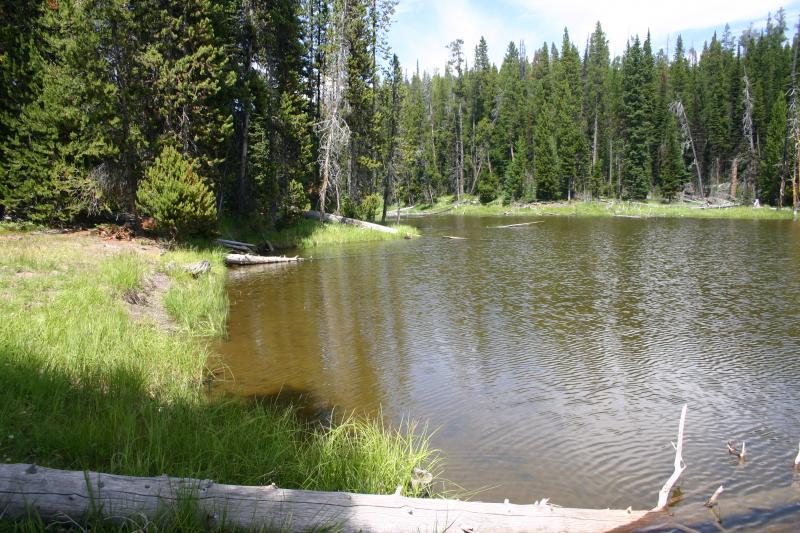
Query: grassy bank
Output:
[[394, 195, 795, 220], [0, 232, 436, 528], [220, 217, 419, 250]]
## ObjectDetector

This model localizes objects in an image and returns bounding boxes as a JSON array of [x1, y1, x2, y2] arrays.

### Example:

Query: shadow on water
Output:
[[245, 386, 336, 426]]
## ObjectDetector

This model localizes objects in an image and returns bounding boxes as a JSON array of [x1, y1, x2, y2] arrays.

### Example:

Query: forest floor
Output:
[[391, 195, 796, 220], [0, 229, 436, 530]]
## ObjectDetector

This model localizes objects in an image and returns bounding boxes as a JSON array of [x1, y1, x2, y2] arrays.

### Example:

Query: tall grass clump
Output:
[[0, 233, 438, 529], [297, 222, 419, 248], [160, 248, 228, 337]]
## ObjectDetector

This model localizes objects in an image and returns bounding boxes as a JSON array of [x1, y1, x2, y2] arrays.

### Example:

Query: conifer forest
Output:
[[2, 1, 800, 227]]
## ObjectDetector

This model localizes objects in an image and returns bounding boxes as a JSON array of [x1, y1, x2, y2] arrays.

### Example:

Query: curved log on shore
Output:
[[0, 464, 654, 532], [225, 254, 302, 266], [304, 211, 399, 234]]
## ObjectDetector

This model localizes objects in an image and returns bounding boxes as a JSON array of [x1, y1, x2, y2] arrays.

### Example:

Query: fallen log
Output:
[[0, 464, 652, 532], [654, 404, 688, 511], [442, 235, 467, 240], [304, 211, 399, 234], [225, 254, 301, 266], [490, 221, 543, 229], [215, 239, 257, 254]]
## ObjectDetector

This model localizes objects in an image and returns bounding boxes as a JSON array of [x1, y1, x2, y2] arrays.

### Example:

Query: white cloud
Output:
[[392, 0, 508, 72], [508, 0, 790, 53], [390, 0, 799, 73]]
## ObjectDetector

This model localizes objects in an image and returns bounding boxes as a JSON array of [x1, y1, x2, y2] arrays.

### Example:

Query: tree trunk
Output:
[[0, 464, 653, 533]]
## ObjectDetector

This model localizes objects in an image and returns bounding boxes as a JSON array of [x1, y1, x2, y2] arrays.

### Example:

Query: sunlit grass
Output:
[[295, 221, 419, 248], [0, 232, 438, 529], [393, 196, 795, 220]]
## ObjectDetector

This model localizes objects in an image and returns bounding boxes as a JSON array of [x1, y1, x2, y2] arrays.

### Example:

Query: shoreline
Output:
[[389, 196, 795, 221], [0, 230, 437, 529]]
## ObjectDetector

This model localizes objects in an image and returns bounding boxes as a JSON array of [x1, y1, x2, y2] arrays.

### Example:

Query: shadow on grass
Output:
[[0, 346, 435, 530]]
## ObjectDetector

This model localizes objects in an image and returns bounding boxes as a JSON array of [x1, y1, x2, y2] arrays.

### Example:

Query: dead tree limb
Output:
[[654, 404, 688, 511]]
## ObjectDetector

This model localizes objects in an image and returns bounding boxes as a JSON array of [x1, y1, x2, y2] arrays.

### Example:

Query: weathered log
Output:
[[304, 211, 399, 234], [0, 464, 652, 532], [795, 442, 800, 465], [183, 260, 210, 278], [215, 239, 257, 253], [491, 221, 543, 229], [225, 254, 301, 266], [654, 404, 688, 511], [442, 235, 467, 240]]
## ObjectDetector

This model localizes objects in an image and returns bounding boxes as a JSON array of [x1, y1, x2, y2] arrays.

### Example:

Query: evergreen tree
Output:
[[759, 93, 786, 203], [660, 113, 687, 201], [552, 29, 586, 199], [621, 37, 653, 199]]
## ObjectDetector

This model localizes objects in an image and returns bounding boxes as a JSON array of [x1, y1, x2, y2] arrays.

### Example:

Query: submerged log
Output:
[[0, 464, 652, 532], [491, 221, 543, 229], [304, 211, 399, 234], [225, 254, 301, 266]]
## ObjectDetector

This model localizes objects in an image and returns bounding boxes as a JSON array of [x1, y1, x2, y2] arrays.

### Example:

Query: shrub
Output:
[[136, 146, 217, 238], [478, 179, 497, 204], [278, 179, 310, 224], [356, 193, 382, 221]]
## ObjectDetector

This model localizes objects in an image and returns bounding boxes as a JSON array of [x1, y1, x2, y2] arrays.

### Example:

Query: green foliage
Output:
[[357, 193, 382, 221], [279, 179, 311, 224], [622, 37, 654, 200], [478, 175, 499, 204], [136, 147, 217, 238], [660, 113, 687, 202], [759, 93, 786, 204]]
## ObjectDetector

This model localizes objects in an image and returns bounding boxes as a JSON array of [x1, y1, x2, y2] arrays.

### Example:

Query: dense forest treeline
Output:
[[1, 1, 799, 228]]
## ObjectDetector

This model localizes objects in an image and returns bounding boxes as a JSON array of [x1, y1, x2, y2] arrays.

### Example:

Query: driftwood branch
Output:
[[304, 211, 399, 234], [224, 254, 301, 266], [0, 464, 652, 532], [490, 221, 543, 229], [704, 486, 725, 508], [655, 404, 688, 511]]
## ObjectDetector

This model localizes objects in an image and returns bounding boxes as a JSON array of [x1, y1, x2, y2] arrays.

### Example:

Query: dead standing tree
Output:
[[670, 100, 705, 199], [317, 0, 351, 218]]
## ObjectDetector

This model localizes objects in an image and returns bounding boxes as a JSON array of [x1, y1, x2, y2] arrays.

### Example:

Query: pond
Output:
[[215, 215, 800, 531]]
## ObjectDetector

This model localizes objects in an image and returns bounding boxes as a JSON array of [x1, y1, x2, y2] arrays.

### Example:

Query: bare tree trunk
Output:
[[671, 100, 704, 198], [592, 112, 598, 168], [730, 156, 739, 200]]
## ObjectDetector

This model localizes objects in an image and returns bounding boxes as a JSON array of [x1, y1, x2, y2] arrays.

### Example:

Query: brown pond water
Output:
[[214, 215, 800, 531]]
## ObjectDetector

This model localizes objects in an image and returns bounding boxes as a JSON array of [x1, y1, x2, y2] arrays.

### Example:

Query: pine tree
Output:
[[552, 29, 586, 199], [660, 113, 687, 201], [621, 37, 653, 200], [532, 79, 560, 200], [759, 93, 786, 203]]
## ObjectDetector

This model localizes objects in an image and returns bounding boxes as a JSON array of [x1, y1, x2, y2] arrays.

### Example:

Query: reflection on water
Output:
[[214, 216, 800, 530]]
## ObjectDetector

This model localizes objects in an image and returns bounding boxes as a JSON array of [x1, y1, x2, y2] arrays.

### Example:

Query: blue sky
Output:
[[389, 0, 800, 74]]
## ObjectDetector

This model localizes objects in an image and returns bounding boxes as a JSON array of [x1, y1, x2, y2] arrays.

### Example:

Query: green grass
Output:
[[0, 233, 438, 530], [0, 220, 44, 235], [390, 195, 796, 220], [220, 216, 419, 250]]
